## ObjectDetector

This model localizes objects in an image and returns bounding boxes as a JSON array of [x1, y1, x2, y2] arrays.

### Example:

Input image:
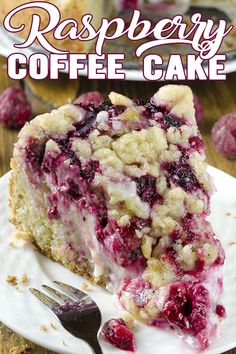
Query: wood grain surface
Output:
[[0, 54, 235, 353]]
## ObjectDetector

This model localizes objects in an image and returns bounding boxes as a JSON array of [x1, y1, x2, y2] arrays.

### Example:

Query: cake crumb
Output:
[[122, 312, 135, 330], [21, 273, 29, 285], [50, 322, 57, 330], [13, 230, 32, 242], [62, 340, 67, 346], [229, 242, 236, 246], [6, 274, 18, 287], [81, 282, 89, 290], [40, 324, 48, 332], [225, 212, 231, 216], [9, 344, 31, 353], [8, 241, 17, 248]]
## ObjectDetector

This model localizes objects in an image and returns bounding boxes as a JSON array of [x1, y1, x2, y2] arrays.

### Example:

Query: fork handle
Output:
[[88, 337, 103, 354]]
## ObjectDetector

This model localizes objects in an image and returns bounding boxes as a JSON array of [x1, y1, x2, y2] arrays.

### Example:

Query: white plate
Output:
[[1, 26, 236, 81], [0, 167, 236, 354]]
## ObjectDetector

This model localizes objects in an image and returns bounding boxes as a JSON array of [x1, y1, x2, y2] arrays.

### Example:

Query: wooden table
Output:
[[0, 55, 235, 353]]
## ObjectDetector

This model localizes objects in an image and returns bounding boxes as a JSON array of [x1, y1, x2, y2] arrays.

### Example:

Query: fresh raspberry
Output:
[[212, 113, 236, 159], [101, 318, 135, 352], [162, 282, 209, 336], [74, 91, 104, 108], [193, 95, 204, 123], [0, 87, 32, 129]]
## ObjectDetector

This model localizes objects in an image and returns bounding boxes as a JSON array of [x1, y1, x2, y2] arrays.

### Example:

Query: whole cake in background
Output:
[[10, 85, 226, 351]]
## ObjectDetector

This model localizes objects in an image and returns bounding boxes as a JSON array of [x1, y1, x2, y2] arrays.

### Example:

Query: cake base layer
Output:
[[9, 160, 106, 287]]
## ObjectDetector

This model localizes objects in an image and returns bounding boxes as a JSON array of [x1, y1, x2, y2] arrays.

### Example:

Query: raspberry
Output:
[[211, 113, 236, 159], [0, 87, 32, 129], [162, 282, 209, 336], [101, 318, 135, 352], [215, 304, 226, 318], [101, 221, 142, 267], [74, 91, 103, 108], [193, 95, 204, 123]]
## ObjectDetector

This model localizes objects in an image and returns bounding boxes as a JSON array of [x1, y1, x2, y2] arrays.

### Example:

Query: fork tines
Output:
[[30, 281, 89, 310]]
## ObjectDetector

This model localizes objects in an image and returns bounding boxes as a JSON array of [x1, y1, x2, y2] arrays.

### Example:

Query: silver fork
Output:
[[30, 281, 103, 354]]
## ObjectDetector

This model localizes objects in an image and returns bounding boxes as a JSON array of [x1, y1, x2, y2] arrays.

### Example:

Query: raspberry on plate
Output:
[[101, 318, 135, 352], [9, 85, 225, 351], [212, 113, 236, 159], [0, 87, 32, 129]]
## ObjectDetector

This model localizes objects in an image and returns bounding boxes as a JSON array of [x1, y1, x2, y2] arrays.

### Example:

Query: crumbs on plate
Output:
[[21, 273, 29, 284], [40, 323, 57, 331], [40, 324, 48, 332], [6, 273, 29, 289], [50, 322, 57, 330], [6, 275, 18, 287], [81, 282, 89, 290], [8, 241, 17, 248]]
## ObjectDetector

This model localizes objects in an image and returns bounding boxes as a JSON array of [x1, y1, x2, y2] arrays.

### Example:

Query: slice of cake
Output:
[[10, 85, 225, 351]]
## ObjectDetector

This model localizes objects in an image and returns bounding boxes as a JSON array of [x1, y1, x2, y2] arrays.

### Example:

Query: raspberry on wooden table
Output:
[[0, 87, 32, 129], [212, 113, 236, 159]]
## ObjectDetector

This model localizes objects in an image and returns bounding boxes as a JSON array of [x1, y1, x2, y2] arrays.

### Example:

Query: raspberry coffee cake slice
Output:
[[10, 85, 225, 351]]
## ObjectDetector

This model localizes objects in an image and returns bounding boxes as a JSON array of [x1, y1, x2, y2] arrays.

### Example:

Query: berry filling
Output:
[[158, 113, 185, 130], [25, 138, 46, 170], [189, 136, 204, 152], [101, 318, 135, 352], [134, 175, 163, 207], [162, 282, 209, 343], [215, 304, 226, 318], [162, 161, 200, 192], [97, 220, 146, 269], [120, 277, 152, 308]]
